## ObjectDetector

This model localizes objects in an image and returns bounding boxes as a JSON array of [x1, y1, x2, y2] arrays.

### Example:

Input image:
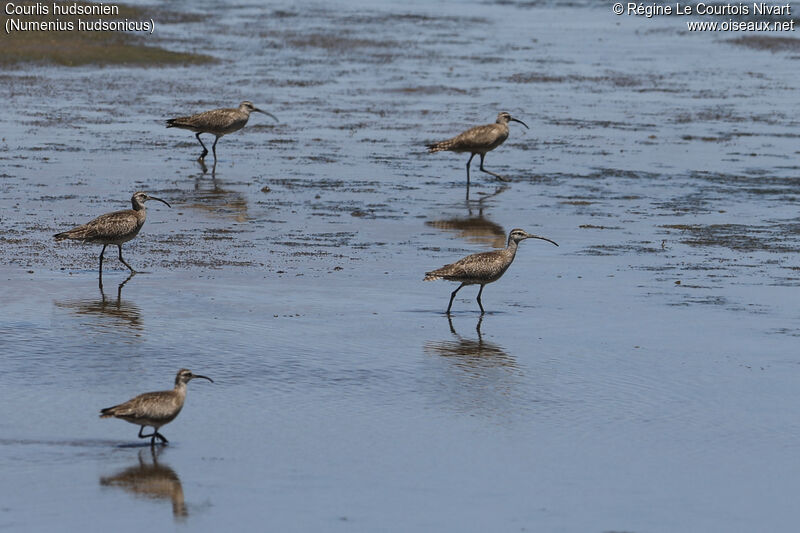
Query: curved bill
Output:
[[510, 117, 529, 129], [191, 374, 214, 383], [148, 196, 172, 208], [254, 108, 279, 122], [525, 233, 558, 247]]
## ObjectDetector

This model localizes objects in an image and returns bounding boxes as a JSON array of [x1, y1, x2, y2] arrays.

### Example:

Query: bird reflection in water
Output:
[[424, 315, 518, 376], [186, 166, 249, 223], [425, 185, 508, 248], [100, 446, 187, 520], [54, 273, 142, 331], [197, 156, 216, 176]]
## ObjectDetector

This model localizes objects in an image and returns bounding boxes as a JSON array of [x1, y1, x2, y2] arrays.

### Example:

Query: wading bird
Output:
[[54, 191, 171, 274], [424, 228, 557, 314], [100, 369, 213, 446], [166, 101, 278, 161], [427, 112, 529, 187]]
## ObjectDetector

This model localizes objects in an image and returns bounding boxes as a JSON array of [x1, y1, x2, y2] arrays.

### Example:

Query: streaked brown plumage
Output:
[[424, 228, 558, 314], [166, 101, 278, 161], [54, 191, 170, 274], [427, 112, 529, 187], [100, 369, 213, 446]]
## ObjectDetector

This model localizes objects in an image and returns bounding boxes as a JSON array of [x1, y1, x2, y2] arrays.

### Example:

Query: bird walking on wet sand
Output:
[[166, 101, 278, 161], [54, 191, 171, 274], [427, 112, 529, 187], [100, 369, 213, 446], [424, 228, 558, 314]]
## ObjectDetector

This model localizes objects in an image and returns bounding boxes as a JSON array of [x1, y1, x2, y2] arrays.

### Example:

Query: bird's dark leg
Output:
[[465, 153, 475, 189], [212, 136, 220, 162], [447, 283, 465, 314], [155, 432, 169, 444], [139, 426, 156, 439], [98, 244, 107, 274], [117, 245, 136, 273], [195, 133, 209, 160], [479, 153, 510, 182], [476, 284, 485, 314]]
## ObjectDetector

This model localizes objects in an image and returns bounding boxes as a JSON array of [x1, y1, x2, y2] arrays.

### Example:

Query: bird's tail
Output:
[[53, 230, 82, 241], [54, 227, 89, 241], [165, 118, 179, 128], [426, 140, 453, 153], [424, 271, 443, 281], [99, 406, 119, 418]]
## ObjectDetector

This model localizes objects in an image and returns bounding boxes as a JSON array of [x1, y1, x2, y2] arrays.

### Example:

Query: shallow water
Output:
[[2, 0, 800, 531]]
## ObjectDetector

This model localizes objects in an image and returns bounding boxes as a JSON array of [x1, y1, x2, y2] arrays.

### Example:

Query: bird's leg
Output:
[[212, 136, 220, 162], [98, 244, 107, 274], [117, 245, 137, 273], [138, 426, 156, 439], [447, 283, 465, 314], [195, 133, 209, 160], [465, 153, 475, 189], [476, 284, 485, 314], [155, 432, 169, 445], [479, 153, 510, 182]]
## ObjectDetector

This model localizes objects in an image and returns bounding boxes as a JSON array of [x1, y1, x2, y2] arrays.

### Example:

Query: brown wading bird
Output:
[[427, 112, 529, 187], [166, 101, 278, 161], [54, 191, 171, 274], [424, 228, 558, 314], [100, 369, 213, 446]]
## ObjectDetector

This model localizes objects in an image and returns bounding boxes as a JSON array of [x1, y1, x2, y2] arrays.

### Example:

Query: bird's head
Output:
[[497, 112, 529, 129], [175, 368, 214, 386], [508, 228, 558, 247], [240, 101, 279, 122], [131, 191, 171, 210]]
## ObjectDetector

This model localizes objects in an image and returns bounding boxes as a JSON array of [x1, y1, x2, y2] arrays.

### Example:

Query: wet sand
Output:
[[2, 0, 800, 531]]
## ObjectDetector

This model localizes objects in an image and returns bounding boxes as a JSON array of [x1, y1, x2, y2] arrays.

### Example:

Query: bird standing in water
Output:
[[54, 191, 171, 274], [424, 228, 558, 314], [427, 112, 529, 187], [100, 369, 214, 446], [166, 101, 278, 161]]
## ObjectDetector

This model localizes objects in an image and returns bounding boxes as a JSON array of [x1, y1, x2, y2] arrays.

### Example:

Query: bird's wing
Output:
[[451, 124, 507, 151], [168, 108, 238, 130], [62, 210, 140, 241], [101, 391, 176, 421], [427, 250, 503, 281]]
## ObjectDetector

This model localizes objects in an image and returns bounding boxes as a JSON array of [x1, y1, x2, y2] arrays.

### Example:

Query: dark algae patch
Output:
[[0, 2, 215, 66], [728, 36, 800, 53], [662, 224, 800, 253]]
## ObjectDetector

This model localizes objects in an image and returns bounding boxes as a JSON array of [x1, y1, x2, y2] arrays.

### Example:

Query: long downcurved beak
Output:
[[191, 374, 214, 383], [525, 233, 558, 247], [510, 117, 529, 129], [254, 108, 279, 122], [148, 196, 172, 208]]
